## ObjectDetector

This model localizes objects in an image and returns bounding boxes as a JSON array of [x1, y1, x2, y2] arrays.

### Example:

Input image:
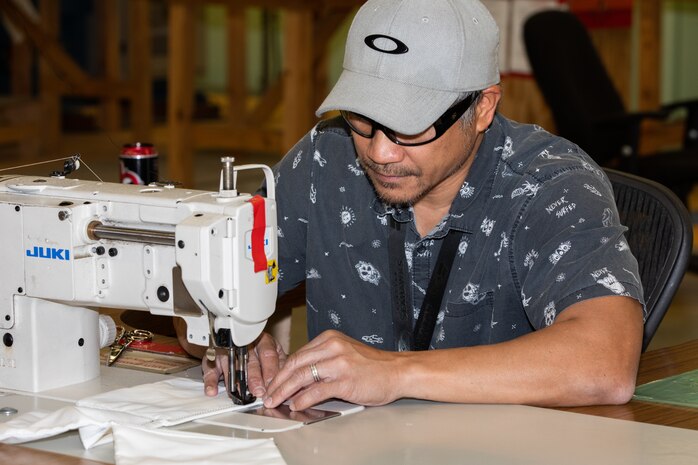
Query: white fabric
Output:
[[77, 378, 251, 426], [112, 423, 287, 465], [0, 378, 261, 449], [0, 407, 105, 446]]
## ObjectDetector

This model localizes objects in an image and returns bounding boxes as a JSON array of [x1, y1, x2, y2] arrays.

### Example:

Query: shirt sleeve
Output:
[[511, 165, 645, 330], [265, 127, 316, 296]]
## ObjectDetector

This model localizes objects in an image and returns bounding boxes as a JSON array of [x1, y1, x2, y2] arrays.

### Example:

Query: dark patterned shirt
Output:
[[270, 114, 644, 350]]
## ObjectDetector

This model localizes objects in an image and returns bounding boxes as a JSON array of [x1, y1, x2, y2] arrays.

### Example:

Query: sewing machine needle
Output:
[[228, 346, 235, 400], [228, 346, 255, 405]]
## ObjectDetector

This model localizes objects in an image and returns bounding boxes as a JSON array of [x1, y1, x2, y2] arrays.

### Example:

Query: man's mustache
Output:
[[358, 158, 420, 178]]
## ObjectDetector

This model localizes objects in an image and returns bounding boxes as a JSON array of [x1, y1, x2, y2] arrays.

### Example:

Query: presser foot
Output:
[[228, 346, 256, 405]]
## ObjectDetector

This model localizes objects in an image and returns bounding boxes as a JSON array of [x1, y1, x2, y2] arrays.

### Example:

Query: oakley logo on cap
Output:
[[364, 34, 409, 55]]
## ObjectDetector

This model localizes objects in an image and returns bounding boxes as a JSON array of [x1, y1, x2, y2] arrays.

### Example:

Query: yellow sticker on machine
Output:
[[266, 260, 278, 284]]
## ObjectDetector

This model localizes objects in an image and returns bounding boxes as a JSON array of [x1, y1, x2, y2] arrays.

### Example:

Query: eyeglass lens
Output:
[[342, 112, 437, 145], [341, 93, 476, 147]]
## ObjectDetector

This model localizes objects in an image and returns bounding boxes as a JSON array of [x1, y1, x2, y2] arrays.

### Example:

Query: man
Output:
[[203, 0, 644, 411]]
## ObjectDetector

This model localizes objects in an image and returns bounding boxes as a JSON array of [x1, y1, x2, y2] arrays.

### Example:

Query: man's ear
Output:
[[475, 85, 502, 133]]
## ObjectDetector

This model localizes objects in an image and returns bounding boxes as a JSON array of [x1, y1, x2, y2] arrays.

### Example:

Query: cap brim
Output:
[[316, 69, 461, 136]]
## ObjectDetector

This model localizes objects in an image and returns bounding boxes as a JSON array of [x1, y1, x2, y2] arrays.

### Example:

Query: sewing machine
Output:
[[0, 157, 278, 405]]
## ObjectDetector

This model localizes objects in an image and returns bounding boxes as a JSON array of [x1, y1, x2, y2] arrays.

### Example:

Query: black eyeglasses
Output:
[[340, 93, 478, 147]]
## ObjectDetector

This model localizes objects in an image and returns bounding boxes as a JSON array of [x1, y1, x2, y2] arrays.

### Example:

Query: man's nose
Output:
[[366, 130, 405, 164]]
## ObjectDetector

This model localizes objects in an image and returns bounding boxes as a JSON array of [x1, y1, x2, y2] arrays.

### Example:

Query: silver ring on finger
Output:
[[310, 363, 321, 383]]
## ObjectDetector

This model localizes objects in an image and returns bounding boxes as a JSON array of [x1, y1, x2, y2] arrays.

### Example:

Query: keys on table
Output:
[[107, 327, 154, 366]]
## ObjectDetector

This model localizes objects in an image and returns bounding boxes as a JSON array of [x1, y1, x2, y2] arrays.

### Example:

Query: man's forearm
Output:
[[394, 296, 643, 407]]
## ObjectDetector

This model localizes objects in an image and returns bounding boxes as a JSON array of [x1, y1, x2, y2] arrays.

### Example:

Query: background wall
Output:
[[662, 1, 698, 103]]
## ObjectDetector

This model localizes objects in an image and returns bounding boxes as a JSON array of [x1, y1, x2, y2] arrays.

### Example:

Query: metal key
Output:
[[107, 328, 153, 366]]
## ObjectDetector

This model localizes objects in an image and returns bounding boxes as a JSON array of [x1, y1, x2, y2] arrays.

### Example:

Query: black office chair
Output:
[[523, 10, 698, 204], [605, 168, 693, 351]]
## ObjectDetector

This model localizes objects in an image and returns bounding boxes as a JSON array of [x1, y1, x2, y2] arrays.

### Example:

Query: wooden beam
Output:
[[282, 10, 315, 152], [100, 0, 121, 132], [637, 0, 661, 110], [248, 8, 353, 129], [130, 0, 154, 141], [0, 0, 137, 99], [10, 40, 32, 96], [312, 8, 353, 109], [167, 0, 365, 10], [57, 122, 283, 157], [193, 122, 283, 153], [227, 5, 247, 126], [167, 3, 197, 186], [0, 123, 35, 144], [236, 0, 365, 9], [241, 0, 366, 11], [0, 0, 90, 88], [313, 8, 353, 48], [38, 0, 60, 158], [247, 79, 282, 126]]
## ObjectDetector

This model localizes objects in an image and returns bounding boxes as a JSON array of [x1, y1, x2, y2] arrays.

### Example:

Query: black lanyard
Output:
[[389, 217, 463, 351]]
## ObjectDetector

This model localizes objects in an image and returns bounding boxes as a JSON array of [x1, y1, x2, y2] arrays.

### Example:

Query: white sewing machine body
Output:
[[0, 166, 277, 393]]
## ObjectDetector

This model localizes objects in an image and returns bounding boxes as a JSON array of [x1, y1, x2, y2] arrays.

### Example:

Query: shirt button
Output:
[[415, 244, 427, 254]]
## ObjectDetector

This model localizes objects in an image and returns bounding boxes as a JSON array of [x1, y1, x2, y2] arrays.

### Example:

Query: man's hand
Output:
[[248, 332, 288, 398], [201, 348, 229, 397], [262, 330, 403, 411], [202, 332, 287, 398]]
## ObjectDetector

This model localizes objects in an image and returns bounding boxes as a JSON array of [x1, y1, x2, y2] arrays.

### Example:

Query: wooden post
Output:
[[637, 0, 661, 110], [38, 0, 61, 157], [227, 5, 247, 128], [312, 9, 353, 110], [282, 10, 314, 152], [167, 3, 196, 187], [100, 0, 121, 132], [10, 40, 33, 96], [130, 0, 153, 141]]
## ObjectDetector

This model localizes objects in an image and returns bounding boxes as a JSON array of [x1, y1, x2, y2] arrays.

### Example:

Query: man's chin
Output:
[[364, 171, 424, 205], [373, 185, 420, 206]]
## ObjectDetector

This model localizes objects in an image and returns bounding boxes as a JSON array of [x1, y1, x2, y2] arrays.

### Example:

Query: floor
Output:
[[1, 136, 696, 352]]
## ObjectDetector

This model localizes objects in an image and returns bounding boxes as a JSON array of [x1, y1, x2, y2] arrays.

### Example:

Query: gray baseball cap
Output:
[[316, 0, 500, 135]]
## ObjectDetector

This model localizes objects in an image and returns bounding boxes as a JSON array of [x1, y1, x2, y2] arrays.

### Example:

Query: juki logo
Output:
[[26, 246, 71, 261], [246, 238, 270, 251]]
